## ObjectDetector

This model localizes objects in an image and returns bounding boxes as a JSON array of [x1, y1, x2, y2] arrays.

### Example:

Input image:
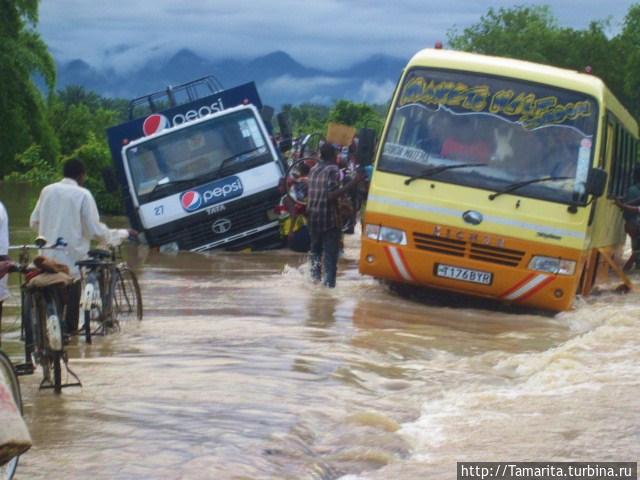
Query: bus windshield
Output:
[[126, 108, 271, 202], [379, 68, 599, 204]]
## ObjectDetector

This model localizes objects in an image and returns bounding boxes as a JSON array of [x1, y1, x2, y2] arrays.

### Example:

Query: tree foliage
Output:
[[328, 100, 382, 131], [447, 4, 640, 118], [280, 103, 331, 136], [0, 0, 58, 176]]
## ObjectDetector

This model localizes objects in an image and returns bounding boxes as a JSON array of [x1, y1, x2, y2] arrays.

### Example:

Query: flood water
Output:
[[1, 182, 638, 479]]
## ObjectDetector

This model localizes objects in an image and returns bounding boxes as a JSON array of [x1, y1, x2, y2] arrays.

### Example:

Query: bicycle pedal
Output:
[[14, 363, 35, 376]]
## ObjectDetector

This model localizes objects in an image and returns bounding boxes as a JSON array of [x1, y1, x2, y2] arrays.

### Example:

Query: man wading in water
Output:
[[306, 143, 364, 288]]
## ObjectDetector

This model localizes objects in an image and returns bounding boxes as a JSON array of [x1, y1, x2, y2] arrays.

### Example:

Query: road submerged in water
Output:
[[2, 232, 639, 479]]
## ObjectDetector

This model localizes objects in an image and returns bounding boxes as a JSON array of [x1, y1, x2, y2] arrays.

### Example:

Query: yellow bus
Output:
[[359, 47, 639, 312]]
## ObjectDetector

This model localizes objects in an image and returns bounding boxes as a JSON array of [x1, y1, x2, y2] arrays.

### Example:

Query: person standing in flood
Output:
[[306, 143, 363, 287], [29, 158, 133, 334], [615, 166, 640, 270]]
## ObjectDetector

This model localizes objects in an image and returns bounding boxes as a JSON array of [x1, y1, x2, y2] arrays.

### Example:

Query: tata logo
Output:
[[212, 218, 232, 234], [179, 176, 243, 213], [462, 210, 483, 225], [180, 191, 202, 212]]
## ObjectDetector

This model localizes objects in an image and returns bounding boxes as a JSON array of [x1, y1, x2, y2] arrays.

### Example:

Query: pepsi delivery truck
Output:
[[107, 82, 285, 253]]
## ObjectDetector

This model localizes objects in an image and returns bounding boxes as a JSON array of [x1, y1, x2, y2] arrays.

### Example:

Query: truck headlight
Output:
[[365, 224, 407, 245], [528, 256, 576, 275]]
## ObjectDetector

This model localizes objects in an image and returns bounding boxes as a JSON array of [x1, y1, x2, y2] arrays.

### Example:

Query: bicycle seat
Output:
[[87, 249, 112, 260]]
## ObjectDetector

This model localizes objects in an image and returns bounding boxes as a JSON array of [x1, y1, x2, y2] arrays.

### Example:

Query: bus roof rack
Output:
[[127, 75, 225, 120]]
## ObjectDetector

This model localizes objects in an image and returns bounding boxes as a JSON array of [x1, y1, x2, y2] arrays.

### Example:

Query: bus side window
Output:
[[387, 115, 405, 144], [605, 120, 615, 197]]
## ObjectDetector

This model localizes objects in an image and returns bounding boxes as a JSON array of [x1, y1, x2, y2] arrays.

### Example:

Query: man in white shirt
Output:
[[30, 158, 133, 334]]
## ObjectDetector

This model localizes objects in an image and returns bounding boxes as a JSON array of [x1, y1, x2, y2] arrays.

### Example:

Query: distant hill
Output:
[[55, 49, 406, 107]]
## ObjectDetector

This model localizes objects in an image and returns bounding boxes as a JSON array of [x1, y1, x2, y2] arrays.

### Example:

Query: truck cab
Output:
[[107, 80, 285, 252]]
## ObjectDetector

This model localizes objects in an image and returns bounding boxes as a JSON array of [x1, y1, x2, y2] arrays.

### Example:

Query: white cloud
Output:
[[356, 80, 396, 104], [262, 75, 347, 94]]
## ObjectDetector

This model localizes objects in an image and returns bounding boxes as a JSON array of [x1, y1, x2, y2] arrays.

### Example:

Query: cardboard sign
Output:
[[326, 123, 356, 147]]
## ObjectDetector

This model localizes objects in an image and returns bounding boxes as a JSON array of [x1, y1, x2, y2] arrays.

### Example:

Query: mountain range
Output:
[[55, 49, 406, 107]]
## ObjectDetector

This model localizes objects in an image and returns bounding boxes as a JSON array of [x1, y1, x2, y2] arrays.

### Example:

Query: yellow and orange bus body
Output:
[[359, 49, 638, 312]]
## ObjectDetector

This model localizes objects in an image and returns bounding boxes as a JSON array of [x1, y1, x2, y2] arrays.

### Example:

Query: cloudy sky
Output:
[[39, 0, 636, 72]]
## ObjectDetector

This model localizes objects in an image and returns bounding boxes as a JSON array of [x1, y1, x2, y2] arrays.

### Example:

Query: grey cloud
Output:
[[39, 0, 635, 72]]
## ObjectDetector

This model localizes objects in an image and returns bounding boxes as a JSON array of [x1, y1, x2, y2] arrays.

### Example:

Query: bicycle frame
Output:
[[78, 247, 121, 343], [8, 240, 81, 392]]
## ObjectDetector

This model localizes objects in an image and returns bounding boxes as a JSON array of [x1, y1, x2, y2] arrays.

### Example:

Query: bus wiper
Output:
[[488, 176, 572, 200], [404, 163, 487, 185], [214, 147, 264, 179]]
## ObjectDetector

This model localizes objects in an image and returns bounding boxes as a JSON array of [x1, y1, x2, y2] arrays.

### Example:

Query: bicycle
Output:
[[9, 237, 81, 394], [78, 246, 143, 344], [0, 349, 27, 480]]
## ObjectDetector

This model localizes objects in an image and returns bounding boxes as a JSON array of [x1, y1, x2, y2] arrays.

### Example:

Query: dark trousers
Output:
[[65, 279, 82, 334], [310, 227, 340, 288]]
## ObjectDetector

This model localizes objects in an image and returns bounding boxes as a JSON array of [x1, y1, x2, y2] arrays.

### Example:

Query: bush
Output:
[[5, 145, 58, 185]]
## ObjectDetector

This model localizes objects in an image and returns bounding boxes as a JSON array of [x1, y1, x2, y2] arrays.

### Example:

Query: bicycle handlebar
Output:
[[9, 237, 67, 251]]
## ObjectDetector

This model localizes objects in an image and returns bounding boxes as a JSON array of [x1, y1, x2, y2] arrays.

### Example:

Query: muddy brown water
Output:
[[0, 182, 638, 479]]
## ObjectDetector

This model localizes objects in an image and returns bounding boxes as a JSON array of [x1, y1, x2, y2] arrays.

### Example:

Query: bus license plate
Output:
[[435, 264, 493, 285]]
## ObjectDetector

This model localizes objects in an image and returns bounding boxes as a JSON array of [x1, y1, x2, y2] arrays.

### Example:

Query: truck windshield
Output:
[[126, 109, 271, 202], [378, 68, 598, 204]]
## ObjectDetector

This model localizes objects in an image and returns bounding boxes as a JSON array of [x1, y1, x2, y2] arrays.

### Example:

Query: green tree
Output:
[[0, 0, 58, 177], [4, 144, 57, 185], [72, 132, 122, 214], [328, 100, 382, 131], [446, 5, 635, 116], [49, 87, 125, 156], [281, 103, 331, 136], [617, 4, 640, 118], [448, 5, 560, 64]]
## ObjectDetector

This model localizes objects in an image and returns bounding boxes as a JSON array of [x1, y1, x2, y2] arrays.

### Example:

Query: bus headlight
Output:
[[365, 224, 380, 240], [528, 256, 576, 275], [365, 224, 407, 245]]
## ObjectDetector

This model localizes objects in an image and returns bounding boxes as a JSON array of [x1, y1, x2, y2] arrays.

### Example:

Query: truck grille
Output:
[[149, 190, 281, 251], [413, 232, 524, 267]]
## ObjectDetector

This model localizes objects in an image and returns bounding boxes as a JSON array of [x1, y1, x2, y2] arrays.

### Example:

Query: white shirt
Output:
[[0, 201, 9, 301], [29, 178, 127, 278]]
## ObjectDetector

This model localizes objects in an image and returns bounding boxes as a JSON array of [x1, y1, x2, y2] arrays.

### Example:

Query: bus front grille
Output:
[[413, 233, 465, 257], [412, 232, 525, 267], [469, 243, 524, 267]]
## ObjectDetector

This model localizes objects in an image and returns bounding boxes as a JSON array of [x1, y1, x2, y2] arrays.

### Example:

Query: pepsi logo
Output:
[[180, 191, 202, 212], [143, 114, 170, 136]]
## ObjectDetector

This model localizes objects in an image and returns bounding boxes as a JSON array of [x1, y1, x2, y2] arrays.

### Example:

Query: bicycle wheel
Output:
[[111, 267, 143, 321], [81, 274, 100, 344], [52, 351, 61, 395], [44, 292, 63, 394], [0, 351, 22, 480], [32, 290, 63, 394]]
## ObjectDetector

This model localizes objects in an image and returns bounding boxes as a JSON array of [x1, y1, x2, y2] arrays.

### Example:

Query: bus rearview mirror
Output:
[[585, 167, 607, 198]]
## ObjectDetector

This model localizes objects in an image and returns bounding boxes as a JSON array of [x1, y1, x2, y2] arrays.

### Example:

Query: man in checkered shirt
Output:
[[306, 143, 364, 287]]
